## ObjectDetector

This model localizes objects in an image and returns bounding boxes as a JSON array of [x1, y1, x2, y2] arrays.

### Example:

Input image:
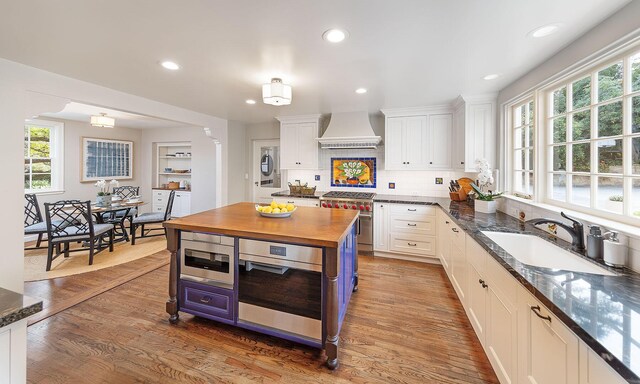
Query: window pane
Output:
[[24, 175, 30, 190], [597, 138, 623, 173], [632, 179, 640, 219], [553, 145, 566, 171], [553, 117, 566, 143], [633, 96, 640, 134], [31, 173, 51, 190], [514, 128, 523, 149], [516, 172, 534, 195], [632, 53, 640, 93], [571, 175, 590, 207], [514, 149, 524, 170], [572, 110, 591, 141], [552, 174, 566, 201], [572, 143, 590, 172], [572, 76, 591, 109], [527, 101, 534, 124], [634, 137, 640, 175], [527, 148, 534, 171], [598, 101, 622, 137], [31, 159, 51, 173], [29, 141, 50, 158], [597, 62, 623, 102], [553, 88, 567, 115], [527, 125, 534, 147], [24, 160, 30, 174], [597, 177, 623, 214]]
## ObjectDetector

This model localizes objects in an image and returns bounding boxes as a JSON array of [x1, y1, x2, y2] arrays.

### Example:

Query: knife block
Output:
[[449, 188, 467, 202]]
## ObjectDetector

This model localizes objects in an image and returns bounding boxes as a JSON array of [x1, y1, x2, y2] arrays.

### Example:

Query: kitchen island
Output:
[[163, 202, 359, 369]]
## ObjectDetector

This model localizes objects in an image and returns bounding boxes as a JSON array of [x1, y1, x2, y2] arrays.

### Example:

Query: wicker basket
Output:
[[167, 181, 180, 190]]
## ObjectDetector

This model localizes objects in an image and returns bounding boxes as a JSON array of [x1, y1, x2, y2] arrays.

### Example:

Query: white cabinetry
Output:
[[0, 319, 27, 384], [381, 107, 452, 170], [152, 189, 191, 217], [374, 203, 437, 262], [449, 221, 467, 304], [579, 345, 627, 384], [155, 142, 191, 189], [277, 115, 321, 170], [436, 209, 452, 273], [272, 197, 320, 207], [452, 94, 497, 172]]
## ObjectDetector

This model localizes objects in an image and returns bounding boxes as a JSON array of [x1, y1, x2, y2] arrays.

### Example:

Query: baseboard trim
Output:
[[373, 250, 441, 265]]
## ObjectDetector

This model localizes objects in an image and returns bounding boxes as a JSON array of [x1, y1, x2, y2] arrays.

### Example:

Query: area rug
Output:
[[24, 235, 168, 282]]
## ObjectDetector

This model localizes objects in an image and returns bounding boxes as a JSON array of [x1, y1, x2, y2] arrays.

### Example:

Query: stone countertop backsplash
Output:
[[0, 287, 42, 328], [373, 194, 640, 383]]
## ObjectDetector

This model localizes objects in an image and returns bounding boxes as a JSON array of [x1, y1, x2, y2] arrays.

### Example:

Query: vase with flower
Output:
[[471, 159, 502, 213], [95, 179, 119, 207]]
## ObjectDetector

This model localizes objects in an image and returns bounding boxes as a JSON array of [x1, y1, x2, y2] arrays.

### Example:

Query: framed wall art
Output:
[[81, 137, 133, 182]]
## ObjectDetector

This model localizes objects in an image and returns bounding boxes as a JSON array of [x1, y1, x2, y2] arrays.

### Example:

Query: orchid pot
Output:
[[474, 199, 497, 214]]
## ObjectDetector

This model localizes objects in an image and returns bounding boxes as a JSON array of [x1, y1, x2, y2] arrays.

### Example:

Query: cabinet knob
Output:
[[445, 221, 450, 224], [407, 243, 417, 247], [429, 162, 433, 164], [407, 223, 417, 227], [461, 161, 465, 165]]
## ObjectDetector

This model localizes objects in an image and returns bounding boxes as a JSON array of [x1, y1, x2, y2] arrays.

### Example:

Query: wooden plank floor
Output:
[[26, 255, 499, 384]]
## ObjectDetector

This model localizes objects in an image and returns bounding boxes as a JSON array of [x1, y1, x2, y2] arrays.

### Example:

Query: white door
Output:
[[373, 203, 389, 251], [429, 114, 452, 169], [252, 139, 282, 204]]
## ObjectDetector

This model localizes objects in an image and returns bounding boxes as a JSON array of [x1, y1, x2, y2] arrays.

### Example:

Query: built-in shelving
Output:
[[155, 142, 192, 189]]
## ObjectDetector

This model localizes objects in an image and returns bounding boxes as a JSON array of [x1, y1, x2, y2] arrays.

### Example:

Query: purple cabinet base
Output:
[[180, 280, 235, 323]]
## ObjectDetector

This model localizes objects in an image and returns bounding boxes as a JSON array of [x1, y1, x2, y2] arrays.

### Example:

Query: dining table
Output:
[[91, 199, 147, 243]]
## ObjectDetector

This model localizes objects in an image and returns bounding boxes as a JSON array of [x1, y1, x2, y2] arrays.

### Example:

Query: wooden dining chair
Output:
[[43, 200, 115, 271], [131, 190, 175, 245]]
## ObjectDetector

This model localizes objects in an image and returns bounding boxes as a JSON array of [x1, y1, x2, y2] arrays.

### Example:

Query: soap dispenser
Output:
[[603, 231, 627, 268], [586, 225, 604, 260]]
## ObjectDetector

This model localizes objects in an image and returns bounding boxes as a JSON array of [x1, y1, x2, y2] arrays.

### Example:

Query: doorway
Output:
[[252, 139, 282, 203]]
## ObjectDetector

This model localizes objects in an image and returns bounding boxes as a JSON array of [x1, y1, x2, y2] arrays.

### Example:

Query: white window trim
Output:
[[508, 95, 536, 198], [24, 118, 64, 194], [501, 34, 640, 227]]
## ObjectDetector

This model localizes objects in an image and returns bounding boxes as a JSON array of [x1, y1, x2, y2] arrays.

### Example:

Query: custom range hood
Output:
[[317, 111, 381, 149]]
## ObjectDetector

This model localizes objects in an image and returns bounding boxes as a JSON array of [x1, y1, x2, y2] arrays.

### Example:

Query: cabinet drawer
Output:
[[390, 204, 435, 218], [273, 197, 319, 207], [152, 205, 164, 212], [450, 222, 464, 244], [389, 233, 435, 256], [180, 280, 234, 321], [390, 216, 435, 235], [181, 231, 234, 246], [152, 189, 170, 198]]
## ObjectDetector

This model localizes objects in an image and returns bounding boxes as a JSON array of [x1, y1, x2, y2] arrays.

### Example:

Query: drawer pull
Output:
[[445, 221, 450, 224], [452, 228, 459, 233], [531, 305, 551, 322], [479, 279, 488, 288], [407, 223, 417, 227], [287, 201, 295, 204], [407, 243, 417, 246], [200, 296, 212, 304], [407, 208, 417, 212]]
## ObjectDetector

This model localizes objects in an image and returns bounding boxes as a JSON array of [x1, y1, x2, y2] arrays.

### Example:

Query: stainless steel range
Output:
[[319, 191, 375, 252]]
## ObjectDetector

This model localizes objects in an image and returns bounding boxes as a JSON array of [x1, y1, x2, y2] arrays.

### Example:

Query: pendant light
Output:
[[262, 78, 292, 106], [90, 113, 115, 128]]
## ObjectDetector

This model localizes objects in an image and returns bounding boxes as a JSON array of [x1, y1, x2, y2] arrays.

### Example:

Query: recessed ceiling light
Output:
[[483, 74, 500, 80], [161, 61, 180, 70], [246, 99, 256, 105], [322, 29, 347, 43], [530, 24, 560, 38], [355, 88, 367, 94]]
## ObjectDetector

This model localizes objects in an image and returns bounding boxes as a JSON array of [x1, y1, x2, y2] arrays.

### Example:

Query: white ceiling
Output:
[[0, 0, 631, 124], [39, 102, 187, 130]]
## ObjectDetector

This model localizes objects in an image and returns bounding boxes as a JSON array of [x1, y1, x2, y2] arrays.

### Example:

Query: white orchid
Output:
[[95, 179, 118, 196], [475, 159, 494, 189]]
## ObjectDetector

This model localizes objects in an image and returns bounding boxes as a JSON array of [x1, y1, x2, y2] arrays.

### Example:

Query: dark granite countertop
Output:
[[375, 195, 640, 383], [271, 190, 325, 199], [0, 287, 42, 328]]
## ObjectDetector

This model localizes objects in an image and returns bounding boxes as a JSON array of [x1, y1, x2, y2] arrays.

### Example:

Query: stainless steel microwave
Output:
[[180, 232, 235, 289]]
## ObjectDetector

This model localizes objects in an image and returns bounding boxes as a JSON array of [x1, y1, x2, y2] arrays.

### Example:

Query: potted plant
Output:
[[95, 179, 119, 207], [471, 159, 502, 214]]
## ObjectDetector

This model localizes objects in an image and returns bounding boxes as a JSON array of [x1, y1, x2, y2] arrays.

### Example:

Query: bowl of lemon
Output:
[[256, 201, 297, 218]]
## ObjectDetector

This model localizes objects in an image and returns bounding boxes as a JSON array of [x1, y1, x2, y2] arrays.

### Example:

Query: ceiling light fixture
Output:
[[322, 29, 347, 43], [530, 24, 560, 38], [90, 113, 115, 128], [483, 74, 500, 80], [355, 88, 367, 94], [262, 78, 292, 106], [246, 99, 256, 105], [161, 61, 180, 70]]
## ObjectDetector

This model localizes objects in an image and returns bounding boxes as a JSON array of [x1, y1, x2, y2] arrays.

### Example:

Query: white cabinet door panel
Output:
[[374, 203, 389, 252], [389, 216, 435, 236], [404, 116, 428, 169], [0, 328, 10, 384], [385, 117, 404, 170], [389, 233, 435, 256], [296, 123, 319, 169], [486, 281, 518, 384], [429, 114, 452, 169], [280, 123, 300, 169]]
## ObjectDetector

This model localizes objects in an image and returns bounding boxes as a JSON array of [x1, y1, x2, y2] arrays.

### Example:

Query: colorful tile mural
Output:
[[331, 157, 376, 188]]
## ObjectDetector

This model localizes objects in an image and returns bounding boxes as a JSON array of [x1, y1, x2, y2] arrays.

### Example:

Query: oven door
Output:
[[180, 240, 234, 288], [237, 253, 322, 341]]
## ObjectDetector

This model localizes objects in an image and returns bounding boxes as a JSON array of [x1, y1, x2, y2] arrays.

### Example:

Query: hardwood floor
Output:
[[26, 255, 499, 384]]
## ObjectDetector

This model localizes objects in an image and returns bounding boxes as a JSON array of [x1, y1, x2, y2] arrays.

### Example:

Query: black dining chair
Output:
[[102, 186, 140, 219], [24, 193, 68, 250], [43, 200, 115, 271], [131, 190, 175, 245]]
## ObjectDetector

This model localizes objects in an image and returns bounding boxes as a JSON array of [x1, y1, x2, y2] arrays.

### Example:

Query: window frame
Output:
[[24, 119, 64, 194], [509, 97, 536, 198]]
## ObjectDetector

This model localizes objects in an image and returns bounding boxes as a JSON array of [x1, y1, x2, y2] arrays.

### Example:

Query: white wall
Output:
[[0, 57, 229, 294], [34, 118, 143, 206], [227, 121, 247, 204]]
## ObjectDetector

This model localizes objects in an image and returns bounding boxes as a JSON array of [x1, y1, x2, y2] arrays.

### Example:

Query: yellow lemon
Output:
[[270, 200, 278, 208], [256, 206, 263, 212], [272, 208, 281, 214], [278, 203, 286, 210], [286, 204, 295, 211], [263, 206, 273, 214], [281, 208, 288, 213]]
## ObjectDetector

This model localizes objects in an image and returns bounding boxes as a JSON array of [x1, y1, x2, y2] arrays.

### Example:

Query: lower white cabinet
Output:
[[272, 197, 320, 207], [374, 203, 389, 252], [436, 209, 452, 272], [580, 345, 627, 384], [449, 223, 466, 303], [374, 203, 437, 261], [0, 320, 27, 384], [152, 189, 191, 217]]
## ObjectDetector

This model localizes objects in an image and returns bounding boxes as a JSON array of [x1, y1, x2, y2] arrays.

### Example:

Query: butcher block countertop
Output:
[[164, 202, 358, 248]]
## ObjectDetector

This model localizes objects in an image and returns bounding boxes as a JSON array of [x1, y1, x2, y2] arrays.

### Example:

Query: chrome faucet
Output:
[[527, 212, 585, 253]]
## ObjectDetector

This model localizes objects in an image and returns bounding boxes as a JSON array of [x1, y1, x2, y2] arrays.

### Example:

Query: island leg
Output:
[[165, 227, 179, 324], [325, 246, 339, 370]]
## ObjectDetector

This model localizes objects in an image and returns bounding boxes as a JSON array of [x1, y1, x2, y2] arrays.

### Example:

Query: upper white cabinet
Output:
[[381, 107, 452, 170], [277, 115, 321, 170], [452, 94, 497, 172]]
